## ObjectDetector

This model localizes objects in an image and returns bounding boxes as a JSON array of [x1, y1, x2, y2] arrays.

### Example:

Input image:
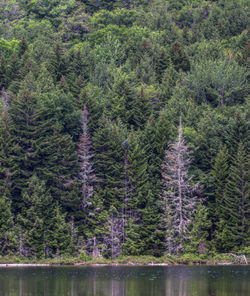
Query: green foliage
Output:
[[187, 203, 212, 254], [0, 195, 17, 255], [215, 143, 249, 252], [0, 0, 248, 259], [0, 39, 20, 58], [178, 58, 248, 106]]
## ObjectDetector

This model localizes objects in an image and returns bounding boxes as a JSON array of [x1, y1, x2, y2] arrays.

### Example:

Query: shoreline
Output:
[[0, 254, 248, 267], [0, 262, 249, 268]]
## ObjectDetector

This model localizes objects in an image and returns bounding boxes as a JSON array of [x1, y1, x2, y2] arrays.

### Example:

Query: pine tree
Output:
[[160, 118, 199, 254], [77, 105, 96, 209]]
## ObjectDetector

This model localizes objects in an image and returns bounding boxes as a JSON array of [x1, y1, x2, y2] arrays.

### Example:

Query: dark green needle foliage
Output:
[[0, 0, 248, 259]]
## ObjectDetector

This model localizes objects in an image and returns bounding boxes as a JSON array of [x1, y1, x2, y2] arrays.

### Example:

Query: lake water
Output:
[[0, 265, 249, 296]]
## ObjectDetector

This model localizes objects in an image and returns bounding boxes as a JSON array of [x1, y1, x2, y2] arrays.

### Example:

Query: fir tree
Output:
[[212, 146, 230, 245], [0, 89, 11, 198], [17, 175, 74, 258], [216, 143, 249, 251], [187, 203, 212, 255], [8, 91, 45, 211], [0, 195, 17, 255], [92, 119, 127, 257], [38, 125, 78, 213]]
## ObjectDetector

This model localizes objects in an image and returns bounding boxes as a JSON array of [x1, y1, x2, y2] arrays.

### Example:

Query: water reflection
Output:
[[0, 266, 249, 296]]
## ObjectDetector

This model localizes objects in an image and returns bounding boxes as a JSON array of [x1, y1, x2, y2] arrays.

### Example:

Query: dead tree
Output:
[[160, 118, 199, 254]]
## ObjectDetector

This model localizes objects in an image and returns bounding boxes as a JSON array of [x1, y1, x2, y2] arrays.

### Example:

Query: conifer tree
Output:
[[17, 175, 53, 258], [216, 143, 249, 251], [92, 119, 127, 257], [140, 187, 164, 256], [169, 42, 190, 72], [8, 91, 45, 211], [17, 175, 74, 258], [212, 146, 230, 245], [0, 195, 17, 255], [38, 125, 78, 213], [77, 105, 96, 209], [226, 114, 249, 160], [45, 205, 74, 257], [0, 89, 11, 198], [160, 118, 199, 254], [187, 203, 212, 254], [142, 115, 173, 199]]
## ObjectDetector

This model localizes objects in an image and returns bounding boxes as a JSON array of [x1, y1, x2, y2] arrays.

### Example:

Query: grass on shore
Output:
[[0, 253, 249, 265]]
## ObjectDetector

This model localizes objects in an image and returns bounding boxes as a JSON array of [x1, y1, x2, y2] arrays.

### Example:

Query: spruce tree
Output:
[[17, 175, 74, 258], [92, 119, 127, 257], [216, 143, 249, 251], [187, 203, 212, 255], [8, 91, 45, 211], [0, 194, 17, 255], [38, 125, 78, 213], [0, 90, 11, 198], [212, 146, 230, 246]]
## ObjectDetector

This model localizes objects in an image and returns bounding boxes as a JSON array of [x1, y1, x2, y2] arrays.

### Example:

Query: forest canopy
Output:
[[0, 0, 249, 259]]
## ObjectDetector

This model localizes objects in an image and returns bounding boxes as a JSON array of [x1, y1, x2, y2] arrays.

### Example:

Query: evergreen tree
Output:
[[92, 119, 127, 257], [186, 202, 212, 255], [45, 205, 74, 257], [169, 42, 190, 72], [38, 125, 78, 213], [160, 118, 199, 254], [212, 146, 230, 245], [8, 91, 45, 211], [226, 114, 249, 160], [0, 89, 11, 198], [17, 175, 74, 258], [0, 195, 17, 255], [216, 143, 249, 251]]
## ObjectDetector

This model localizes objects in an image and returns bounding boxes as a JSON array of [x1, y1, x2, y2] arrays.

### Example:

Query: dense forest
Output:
[[0, 0, 249, 260]]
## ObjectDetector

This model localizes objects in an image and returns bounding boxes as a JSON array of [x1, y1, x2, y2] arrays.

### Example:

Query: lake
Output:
[[0, 265, 249, 295]]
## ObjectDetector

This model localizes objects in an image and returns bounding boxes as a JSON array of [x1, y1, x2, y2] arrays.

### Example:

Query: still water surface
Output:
[[0, 265, 249, 296]]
